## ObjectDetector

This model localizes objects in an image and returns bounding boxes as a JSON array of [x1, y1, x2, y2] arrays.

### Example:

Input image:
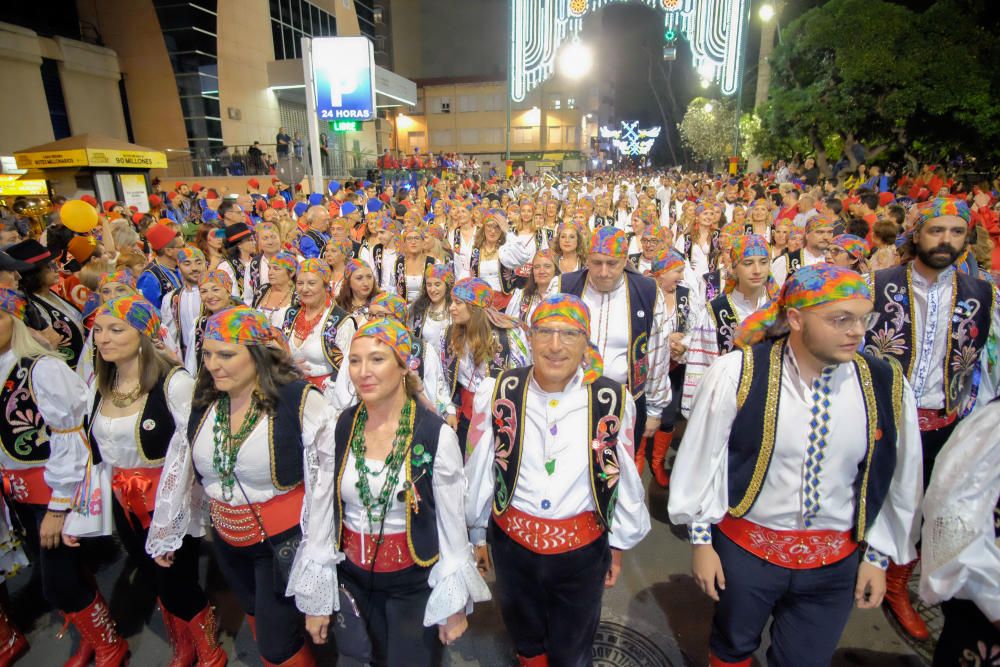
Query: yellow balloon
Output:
[[60, 199, 99, 233]]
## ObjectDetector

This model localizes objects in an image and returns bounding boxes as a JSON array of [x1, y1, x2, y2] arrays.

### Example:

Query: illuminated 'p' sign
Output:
[[312, 37, 375, 121]]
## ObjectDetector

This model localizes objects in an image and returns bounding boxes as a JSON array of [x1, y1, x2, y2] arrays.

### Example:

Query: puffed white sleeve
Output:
[[643, 288, 672, 417], [681, 308, 720, 419], [287, 390, 344, 615], [424, 425, 491, 626], [33, 357, 91, 510], [164, 370, 207, 537], [920, 400, 1000, 622], [328, 360, 358, 419], [420, 350, 453, 417], [609, 390, 651, 549], [504, 289, 524, 319], [505, 327, 531, 369], [464, 376, 498, 546], [498, 234, 534, 269], [667, 351, 742, 543], [160, 293, 179, 347], [862, 378, 923, 567]]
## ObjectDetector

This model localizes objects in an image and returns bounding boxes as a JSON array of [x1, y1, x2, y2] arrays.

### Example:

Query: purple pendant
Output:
[[549, 423, 558, 436]]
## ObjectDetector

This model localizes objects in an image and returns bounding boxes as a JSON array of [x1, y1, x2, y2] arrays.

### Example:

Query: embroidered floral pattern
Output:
[[492, 397, 517, 509]]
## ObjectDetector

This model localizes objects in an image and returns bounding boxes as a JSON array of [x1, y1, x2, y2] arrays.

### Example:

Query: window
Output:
[[459, 128, 479, 145], [440, 98, 451, 114], [567, 97, 576, 109], [565, 126, 579, 145], [428, 97, 451, 114], [458, 95, 478, 112], [430, 129, 453, 147], [481, 93, 504, 112], [407, 131, 425, 153], [512, 127, 535, 145], [547, 126, 563, 145], [480, 128, 502, 145], [268, 0, 338, 60]]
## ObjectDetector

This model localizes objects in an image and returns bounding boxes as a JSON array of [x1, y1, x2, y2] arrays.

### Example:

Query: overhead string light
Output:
[[600, 121, 662, 156]]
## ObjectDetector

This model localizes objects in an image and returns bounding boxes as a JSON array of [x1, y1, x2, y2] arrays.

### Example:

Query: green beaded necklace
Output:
[[212, 394, 263, 502], [350, 398, 415, 527]]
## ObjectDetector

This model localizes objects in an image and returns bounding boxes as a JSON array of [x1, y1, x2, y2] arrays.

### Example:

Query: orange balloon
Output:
[[60, 199, 99, 233]]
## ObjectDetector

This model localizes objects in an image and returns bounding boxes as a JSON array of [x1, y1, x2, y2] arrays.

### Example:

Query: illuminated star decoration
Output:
[[600, 121, 662, 156], [511, 0, 749, 100]]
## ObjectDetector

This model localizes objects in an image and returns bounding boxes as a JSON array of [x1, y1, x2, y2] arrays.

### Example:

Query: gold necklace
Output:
[[427, 304, 447, 321], [109, 381, 141, 408]]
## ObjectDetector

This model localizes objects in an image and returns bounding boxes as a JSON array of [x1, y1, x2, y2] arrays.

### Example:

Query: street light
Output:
[[759, 3, 775, 22], [559, 40, 593, 80], [700, 79, 710, 89]]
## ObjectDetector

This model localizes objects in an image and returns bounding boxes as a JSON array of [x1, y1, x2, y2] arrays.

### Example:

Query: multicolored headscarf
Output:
[[720, 221, 745, 238], [177, 246, 205, 264], [352, 317, 416, 370], [200, 270, 233, 292], [483, 209, 507, 228], [96, 294, 160, 339], [530, 293, 603, 384], [650, 249, 686, 276], [0, 288, 27, 321], [726, 234, 778, 298], [99, 269, 136, 290], [533, 248, 556, 265], [805, 215, 836, 233], [371, 292, 408, 322], [830, 234, 869, 258], [589, 226, 628, 258], [204, 306, 288, 351], [915, 197, 972, 229], [324, 238, 353, 260], [733, 264, 871, 347], [452, 277, 493, 309], [270, 251, 298, 276], [299, 258, 331, 282], [344, 258, 372, 281], [424, 262, 455, 285]]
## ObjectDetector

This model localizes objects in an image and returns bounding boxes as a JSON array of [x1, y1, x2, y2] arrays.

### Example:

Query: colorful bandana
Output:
[[324, 237, 353, 260], [530, 293, 604, 385], [831, 234, 869, 258], [0, 288, 27, 321], [200, 270, 233, 293], [720, 221, 745, 238], [299, 258, 331, 282], [353, 317, 416, 370], [805, 215, 836, 233], [344, 258, 371, 281], [401, 224, 425, 240], [589, 226, 628, 258], [270, 251, 298, 275], [750, 198, 769, 210], [734, 264, 871, 347], [99, 269, 136, 290], [176, 246, 205, 264], [650, 249, 686, 276], [483, 209, 507, 228], [452, 277, 493, 308], [97, 294, 160, 339], [729, 234, 770, 265], [425, 224, 446, 242], [533, 248, 556, 265], [371, 292, 408, 322], [915, 197, 972, 229], [204, 306, 288, 351], [425, 262, 455, 285]]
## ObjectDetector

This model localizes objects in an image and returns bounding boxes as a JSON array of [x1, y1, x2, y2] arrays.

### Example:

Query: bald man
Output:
[[298, 205, 331, 259]]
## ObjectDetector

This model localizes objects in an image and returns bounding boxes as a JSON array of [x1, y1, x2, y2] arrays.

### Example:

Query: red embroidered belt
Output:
[[717, 515, 858, 570], [459, 387, 475, 421], [342, 527, 415, 572], [916, 408, 957, 432], [209, 485, 304, 547], [112, 467, 162, 530], [1, 467, 51, 505], [305, 374, 331, 390], [494, 505, 604, 555]]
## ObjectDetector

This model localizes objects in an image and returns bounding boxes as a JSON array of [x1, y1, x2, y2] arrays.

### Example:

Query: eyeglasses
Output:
[[531, 326, 587, 344], [806, 311, 879, 332]]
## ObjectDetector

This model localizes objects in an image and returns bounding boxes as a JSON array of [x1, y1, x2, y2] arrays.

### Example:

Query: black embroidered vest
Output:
[[470, 248, 519, 295], [727, 339, 902, 541], [394, 256, 436, 301], [708, 294, 740, 354], [31, 293, 84, 369], [0, 358, 50, 463], [141, 262, 180, 300], [281, 304, 348, 378], [785, 249, 804, 276], [442, 325, 515, 400], [333, 401, 444, 566], [489, 367, 626, 530], [675, 285, 691, 334]]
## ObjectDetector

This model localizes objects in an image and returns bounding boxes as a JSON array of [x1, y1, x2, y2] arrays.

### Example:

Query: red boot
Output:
[[709, 653, 751, 667], [0, 602, 28, 667], [884, 560, 929, 640], [60, 637, 93, 667], [650, 430, 673, 488], [634, 437, 647, 475], [245, 614, 257, 641], [184, 605, 227, 666], [263, 643, 314, 666], [518, 655, 549, 667], [63, 593, 129, 667], [161, 603, 196, 667]]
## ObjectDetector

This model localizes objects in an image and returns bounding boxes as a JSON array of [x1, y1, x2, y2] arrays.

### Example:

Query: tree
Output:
[[678, 98, 734, 170]]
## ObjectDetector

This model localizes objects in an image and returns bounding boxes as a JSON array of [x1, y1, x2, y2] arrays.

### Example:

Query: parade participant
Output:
[[864, 197, 999, 640], [462, 210, 534, 309], [409, 263, 454, 355], [669, 264, 923, 667], [78, 269, 138, 385], [321, 237, 351, 296], [770, 214, 833, 286], [394, 225, 437, 303], [195, 225, 226, 271], [282, 259, 348, 391], [7, 239, 87, 369], [0, 288, 128, 665], [147, 306, 333, 666], [252, 251, 297, 328], [506, 249, 558, 324], [135, 223, 183, 308], [443, 277, 530, 447], [241, 222, 284, 304], [746, 198, 771, 237], [450, 203, 479, 278], [628, 225, 665, 274], [769, 220, 791, 260], [298, 205, 332, 260], [919, 397, 1000, 666], [556, 226, 671, 449], [162, 246, 205, 370], [675, 204, 721, 297], [363, 214, 403, 294], [825, 234, 871, 274], [334, 258, 379, 342], [188, 270, 239, 373], [466, 293, 651, 667], [218, 223, 256, 299], [553, 220, 587, 275], [291, 317, 487, 666], [67, 294, 224, 666]]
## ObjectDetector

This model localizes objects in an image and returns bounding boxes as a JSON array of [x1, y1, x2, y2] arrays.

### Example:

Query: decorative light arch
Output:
[[510, 0, 750, 101]]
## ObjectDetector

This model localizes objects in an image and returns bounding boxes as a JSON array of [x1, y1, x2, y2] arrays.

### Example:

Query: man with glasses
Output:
[[219, 199, 247, 228], [670, 263, 922, 667], [466, 293, 650, 667], [628, 225, 666, 275], [135, 223, 182, 311], [863, 198, 1000, 640]]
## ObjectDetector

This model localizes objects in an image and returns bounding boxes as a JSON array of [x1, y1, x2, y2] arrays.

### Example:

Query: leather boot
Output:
[[0, 602, 28, 667], [160, 603, 196, 667], [518, 654, 549, 667], [633, 437, 647, 475], [184, 605, 227, 666], [650, 430, 673, 488], [63, 593, 128, 667], [709, 653, 751, 667], [263, 643, 315, 667], [61, 636, 94, 667], [884, 559, 929, 640]]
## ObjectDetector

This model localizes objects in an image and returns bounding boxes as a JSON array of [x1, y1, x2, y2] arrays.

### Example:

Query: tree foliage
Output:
[[678, 97, 735, 169]]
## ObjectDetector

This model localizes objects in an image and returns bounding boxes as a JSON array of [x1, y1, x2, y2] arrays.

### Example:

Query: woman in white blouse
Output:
[[461, 211, 534, 310], [282, 259, 348, 392], [66, 294, 223, 666], [553, 221, 588, 275], [251, 251, 297, 329], [396, 226, 437, 304], [147, 306, 338, 666], [187, 270, 241, 373], [293, 317, 489, 666], [506, 249, 558, 324], [409, 263, 453, 358]]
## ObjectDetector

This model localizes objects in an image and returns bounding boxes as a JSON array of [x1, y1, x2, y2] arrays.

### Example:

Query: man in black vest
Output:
[[770, 214, 833, 287], [669, 264, 923, 667], [864, 197, 999, 639], [466, 293, 650, 667]]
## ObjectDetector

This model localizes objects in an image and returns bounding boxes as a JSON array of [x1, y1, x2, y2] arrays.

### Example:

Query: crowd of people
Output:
[[0, 162, 996, 667]]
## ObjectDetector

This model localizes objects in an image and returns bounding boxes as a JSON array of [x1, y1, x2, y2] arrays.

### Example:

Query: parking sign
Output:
[[312, 37, 375, 122]]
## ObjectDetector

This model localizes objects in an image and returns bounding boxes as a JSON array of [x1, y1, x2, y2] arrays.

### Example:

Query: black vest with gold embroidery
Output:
[[470, 248, 519, 295], [281, 304, 348, 378], [708, 294, 740, 354], [727, 339, 902, 541], [0, 358, 50, 463], [442, 325, 515, 401], [785, 249, 804, 276], [31, 293, 84, 369], [489, 367, 626, 530]]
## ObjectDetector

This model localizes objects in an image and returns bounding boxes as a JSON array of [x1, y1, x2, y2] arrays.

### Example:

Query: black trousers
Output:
[[709, 529, 857, 667], [112, 499, 207, 621], [933, 598, 1000, 666], [10, 501, 94, 613], [919, 420, 958, 490], [660, 364, 686, 432], [338, 558, 440, 667], [211, 526, 305, 664], [489, 519, 611, 667]]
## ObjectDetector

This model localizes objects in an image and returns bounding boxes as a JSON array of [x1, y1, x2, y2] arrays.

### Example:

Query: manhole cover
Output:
[[593, 621, 676, 666]]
